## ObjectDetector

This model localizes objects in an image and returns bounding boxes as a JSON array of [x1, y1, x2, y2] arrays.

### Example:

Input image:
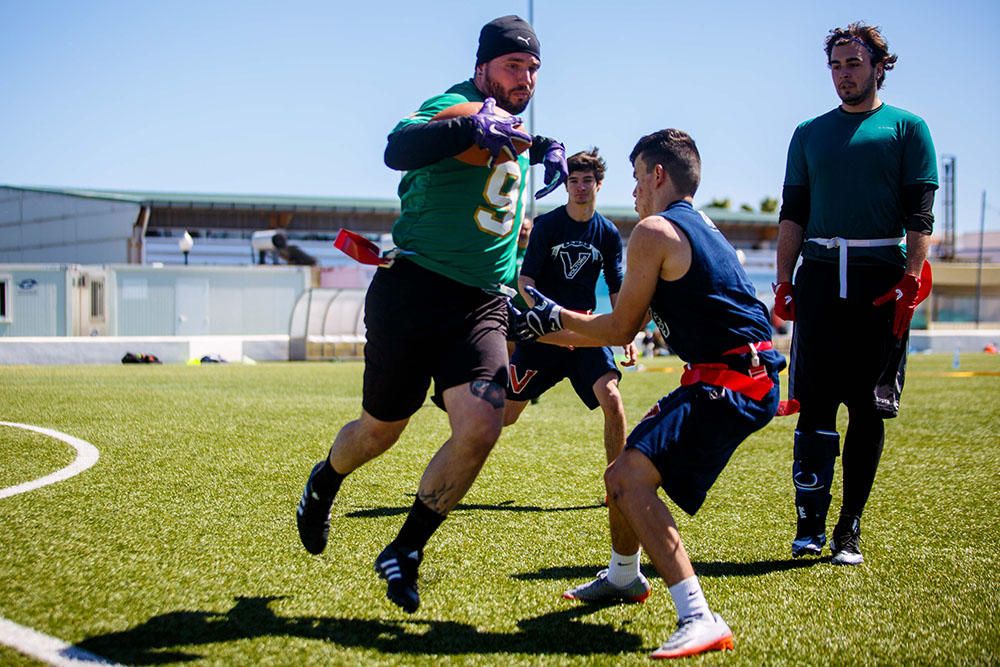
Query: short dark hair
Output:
[[629, 129, 701, 197], [825, 22, 897, 89], [567, 148, 606, 183]]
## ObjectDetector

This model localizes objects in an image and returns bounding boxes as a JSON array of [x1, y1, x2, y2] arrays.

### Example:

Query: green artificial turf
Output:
[[0, 354, 997, 665]]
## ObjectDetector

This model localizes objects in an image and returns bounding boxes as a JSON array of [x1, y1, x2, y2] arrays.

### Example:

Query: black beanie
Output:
[[476, 15, 540, 65]]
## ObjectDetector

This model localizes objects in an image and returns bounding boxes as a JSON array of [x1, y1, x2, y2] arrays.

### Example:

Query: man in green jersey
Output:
[[774, 22, 937, 565], [295, 15, 568, 613]]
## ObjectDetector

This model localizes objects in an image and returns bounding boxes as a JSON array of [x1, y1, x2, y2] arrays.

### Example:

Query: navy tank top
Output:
[[648, 201, 772, 364]]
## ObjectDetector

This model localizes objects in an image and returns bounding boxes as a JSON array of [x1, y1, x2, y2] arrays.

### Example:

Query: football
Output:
[[431, 101, 532, 166]]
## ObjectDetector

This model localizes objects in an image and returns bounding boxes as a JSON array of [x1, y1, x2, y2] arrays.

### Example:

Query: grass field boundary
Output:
[[0, 616, 120, 666], [0, 422, 99, 500], [0, 424, 115, 664]]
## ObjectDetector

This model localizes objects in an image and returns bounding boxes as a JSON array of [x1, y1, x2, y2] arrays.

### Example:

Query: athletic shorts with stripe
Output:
[[362, 258, 509, 422]]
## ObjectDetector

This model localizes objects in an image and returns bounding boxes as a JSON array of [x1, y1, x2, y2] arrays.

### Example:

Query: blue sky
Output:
[[2, 0, 997, 235]]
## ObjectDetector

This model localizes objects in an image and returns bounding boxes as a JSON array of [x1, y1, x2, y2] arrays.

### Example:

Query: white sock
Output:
[[668, 575, 712, 621], [606, 548, 641, 587]]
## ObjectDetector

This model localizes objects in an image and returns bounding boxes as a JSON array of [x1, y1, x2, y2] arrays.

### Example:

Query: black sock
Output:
[[841, 412, 885, 518], [311, 456, 346, 498], [392, 497, 446, 556]]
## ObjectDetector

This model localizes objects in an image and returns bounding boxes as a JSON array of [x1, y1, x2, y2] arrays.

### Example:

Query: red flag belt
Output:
[[721, 340, 773, 356], [680, 365, 774, 401], [681, 340, 775, 401]]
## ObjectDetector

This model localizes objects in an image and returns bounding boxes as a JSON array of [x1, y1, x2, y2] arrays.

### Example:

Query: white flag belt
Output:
[[806, 236, 904, 298]]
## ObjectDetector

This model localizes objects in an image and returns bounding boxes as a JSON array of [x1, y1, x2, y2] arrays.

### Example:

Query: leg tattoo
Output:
[[418, 483, 459, 515], [469, 380, 505, 409]]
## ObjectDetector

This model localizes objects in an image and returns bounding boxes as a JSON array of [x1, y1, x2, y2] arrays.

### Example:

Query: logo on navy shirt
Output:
[[650, 311, 670, 341], [552, 241, 601, 280], [698, 210, 720, 232]]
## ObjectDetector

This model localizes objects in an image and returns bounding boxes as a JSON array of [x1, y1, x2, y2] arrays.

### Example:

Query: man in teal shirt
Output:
[[294, 15, 568, 613], [774, 22, 937, 565]]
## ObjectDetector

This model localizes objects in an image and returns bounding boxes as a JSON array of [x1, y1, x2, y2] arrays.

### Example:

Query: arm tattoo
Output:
[[469, 380, 505, 409]]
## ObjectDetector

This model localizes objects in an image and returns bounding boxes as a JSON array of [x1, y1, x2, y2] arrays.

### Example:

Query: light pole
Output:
[[528, 0, 536, 223], [974, 191, 986, 327], [179, 231, 194, 265]]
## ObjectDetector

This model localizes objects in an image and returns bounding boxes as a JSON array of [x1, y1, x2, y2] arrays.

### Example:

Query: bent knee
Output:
[[594, 374, 622, 398], [454, 413, 503, 454], [355, 416, 405, 454], [605, 451, 657, 499], [604, 459, 630, 500]]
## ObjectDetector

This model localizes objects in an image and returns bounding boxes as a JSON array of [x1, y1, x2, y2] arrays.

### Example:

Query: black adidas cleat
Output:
[[374, 543, 422, 613], [296, 461, 335, 555], [831, 517, 864, 566]]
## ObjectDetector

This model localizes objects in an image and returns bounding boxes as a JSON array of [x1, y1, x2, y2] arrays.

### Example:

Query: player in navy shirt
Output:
[[512, 130, 784, 659], [504, 150, 641, 605]]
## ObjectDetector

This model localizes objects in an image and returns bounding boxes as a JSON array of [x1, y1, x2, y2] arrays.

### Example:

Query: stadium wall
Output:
[[0, 334, 288, 365], [0, 264, 311, 340]]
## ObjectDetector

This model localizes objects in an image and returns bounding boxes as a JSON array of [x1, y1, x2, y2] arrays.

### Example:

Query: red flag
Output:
[[334, 229, 386, 266]]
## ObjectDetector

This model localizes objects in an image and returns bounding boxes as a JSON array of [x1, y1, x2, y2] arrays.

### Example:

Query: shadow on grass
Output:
[[77, 595, 642, 664], [517, 557, 822, 583], [691, 558, 826, 576], [345, 498, 604, 519]]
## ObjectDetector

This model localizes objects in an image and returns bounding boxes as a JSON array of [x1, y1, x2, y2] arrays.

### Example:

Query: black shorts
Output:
[[790, 260, 906, 416], [362, 258, 509, 422], [507, 342, 620, 409]]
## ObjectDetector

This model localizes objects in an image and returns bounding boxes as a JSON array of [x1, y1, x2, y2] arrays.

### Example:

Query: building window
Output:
[[90, 278, 105, 320], [0, 275, 10, 322]]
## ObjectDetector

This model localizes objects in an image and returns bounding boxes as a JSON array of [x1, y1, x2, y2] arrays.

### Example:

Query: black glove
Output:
[[506, 300, 526, 342], [510, 286, 563, 341]]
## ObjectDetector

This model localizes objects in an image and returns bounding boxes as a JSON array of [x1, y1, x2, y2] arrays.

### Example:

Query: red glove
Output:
[[772, 282, 795, 321], [873, 274, 920, 338]]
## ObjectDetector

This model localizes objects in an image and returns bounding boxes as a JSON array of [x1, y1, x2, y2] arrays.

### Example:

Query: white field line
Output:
[[0, 422, 119, 666], [0, 422, 100, 499], [0, 617, 121, 666]]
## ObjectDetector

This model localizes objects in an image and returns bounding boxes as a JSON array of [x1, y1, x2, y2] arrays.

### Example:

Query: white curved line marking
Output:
[[0, 423, 117, 665], [0, 617, 121, 665], [0, 422, 100, 500]]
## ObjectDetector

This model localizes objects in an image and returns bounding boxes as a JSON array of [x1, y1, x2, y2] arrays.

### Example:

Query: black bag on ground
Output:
[[121, 352, 162, 364]]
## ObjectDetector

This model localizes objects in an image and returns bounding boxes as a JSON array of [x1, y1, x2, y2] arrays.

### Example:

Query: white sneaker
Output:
[[650, 612, 734, 659]]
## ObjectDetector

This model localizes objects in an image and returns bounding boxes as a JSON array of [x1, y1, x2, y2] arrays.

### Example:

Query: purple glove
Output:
[[469, 98, 531, 167], [534, 141, 568, 199]]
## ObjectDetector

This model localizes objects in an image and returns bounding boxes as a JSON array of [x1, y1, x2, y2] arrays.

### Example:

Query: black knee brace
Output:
[[792, 429, 841, 532]]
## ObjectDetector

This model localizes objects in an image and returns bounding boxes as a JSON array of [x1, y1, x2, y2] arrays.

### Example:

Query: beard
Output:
[[483, 77, 532, 115], [838, 71, 877, 106]]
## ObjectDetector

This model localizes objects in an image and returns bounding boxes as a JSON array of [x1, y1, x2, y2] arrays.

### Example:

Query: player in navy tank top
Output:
[[511, 129, 784, 659]]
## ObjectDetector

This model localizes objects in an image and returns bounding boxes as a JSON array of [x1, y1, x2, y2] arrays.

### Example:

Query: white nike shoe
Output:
[[650, 612, 734, 659]]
